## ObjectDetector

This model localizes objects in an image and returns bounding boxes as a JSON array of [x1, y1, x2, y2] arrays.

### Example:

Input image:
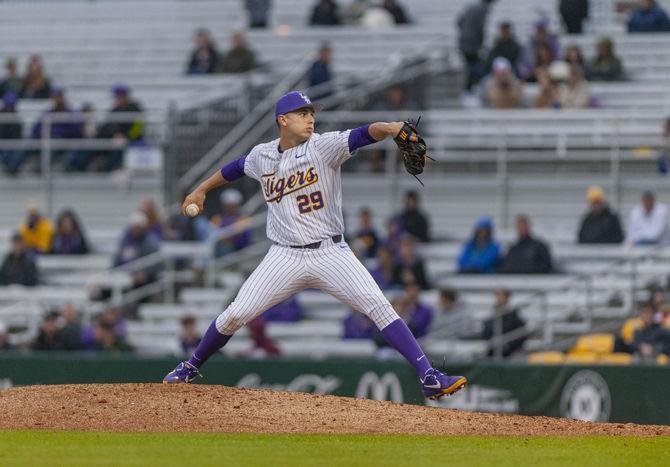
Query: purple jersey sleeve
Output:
[[220, 155, 247, 181], [348, 124, 377, 152]]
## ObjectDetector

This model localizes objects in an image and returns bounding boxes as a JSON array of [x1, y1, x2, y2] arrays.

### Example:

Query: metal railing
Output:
[[478, 244, 670, 359]]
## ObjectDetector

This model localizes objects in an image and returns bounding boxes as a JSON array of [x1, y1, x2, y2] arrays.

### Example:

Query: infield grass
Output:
[[0, 431, 668, 466]]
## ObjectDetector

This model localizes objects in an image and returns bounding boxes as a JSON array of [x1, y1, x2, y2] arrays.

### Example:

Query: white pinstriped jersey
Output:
[[243, 130, 353, 246]]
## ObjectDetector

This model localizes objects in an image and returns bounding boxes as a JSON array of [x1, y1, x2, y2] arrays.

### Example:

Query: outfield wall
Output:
[[0, 354, 667, 425]]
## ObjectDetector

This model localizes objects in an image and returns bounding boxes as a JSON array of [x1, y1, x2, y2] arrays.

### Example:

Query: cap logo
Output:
[[298, 92, 311, 104]]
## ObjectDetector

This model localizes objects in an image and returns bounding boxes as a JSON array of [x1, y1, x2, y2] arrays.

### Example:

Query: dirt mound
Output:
[[0, 384, 668, 436]]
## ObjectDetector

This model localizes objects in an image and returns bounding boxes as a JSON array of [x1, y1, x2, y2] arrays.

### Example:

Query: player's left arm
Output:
[[367, 122, 418, 143]]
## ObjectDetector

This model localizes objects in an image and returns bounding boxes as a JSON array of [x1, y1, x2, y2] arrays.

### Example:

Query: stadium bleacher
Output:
[[1, 0, 670, 364]]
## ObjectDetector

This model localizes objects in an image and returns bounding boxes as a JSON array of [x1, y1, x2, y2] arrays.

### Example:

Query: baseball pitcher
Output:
[[164, 91, 466, 400]]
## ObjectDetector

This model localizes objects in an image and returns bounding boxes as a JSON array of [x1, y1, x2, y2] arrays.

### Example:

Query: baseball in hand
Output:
[[185, 203, 200, 217]]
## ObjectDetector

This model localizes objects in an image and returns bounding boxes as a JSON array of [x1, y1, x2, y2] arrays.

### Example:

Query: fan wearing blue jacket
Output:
[[457, 217, 501, 274]]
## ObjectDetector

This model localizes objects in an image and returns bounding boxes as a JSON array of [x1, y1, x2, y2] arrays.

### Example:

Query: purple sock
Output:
[[187, 320, 231, 369], [381, 319, 432, 377]]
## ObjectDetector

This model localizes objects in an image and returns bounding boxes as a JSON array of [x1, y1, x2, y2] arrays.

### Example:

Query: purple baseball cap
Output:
[[275, 91, 323, 118], [112, 83, 130, 96]]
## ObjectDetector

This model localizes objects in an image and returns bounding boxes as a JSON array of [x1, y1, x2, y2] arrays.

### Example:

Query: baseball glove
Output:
[[393, 117, 434, 185]]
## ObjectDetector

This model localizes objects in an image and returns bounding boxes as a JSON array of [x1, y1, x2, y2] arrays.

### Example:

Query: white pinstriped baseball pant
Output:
[[215, 238, 399, 335]]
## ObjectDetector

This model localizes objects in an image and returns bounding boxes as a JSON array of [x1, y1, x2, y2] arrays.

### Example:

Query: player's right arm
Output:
[[181, 154, 248, 215]]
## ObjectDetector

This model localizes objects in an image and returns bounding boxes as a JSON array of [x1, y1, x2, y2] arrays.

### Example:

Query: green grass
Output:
[[0, 431, 669, 467]]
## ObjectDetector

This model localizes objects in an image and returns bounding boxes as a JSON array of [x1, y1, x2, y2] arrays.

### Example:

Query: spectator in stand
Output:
[[382, 0, 409, 24], [113, 211, 161, 290], [577, 186, 624, 244], [481, 289, 526, 357], [63, 102, 98, 172], [343, 310, 376, 339], [31, 87, 84, 169], [430, 288, 474, 339], [32, 311, 62, 351], [262, 296, 304, 322], [218, 31, 258, 73], [341, 0, 370, 24], [458, 216, 501, 274], [212, 189, 253, 257], [246, 0, 272, 28], [19, 204, 53, 254], [559, 0, 590, 34], [558, 64, 591, 108], [0, 321, 12, 351], [395, 190, 430, 242], [526, 42, 555, 83], [0, 91, 24, 175], [501, 215, 553, 274], [169, 212, 212, 243], [628, 0, 670, 33], [523, 18, 560, 81], [401, 282, 434, 338], [354, 208, 380, 259], [180, 316, 201, 355], [587, 36, 624, 81], [485, 22, 522, 77], [360, 4, 395, 28], [97, 84, 144, 171], [457, 0, 495, 92], [631, 303, 670, 358], [20, 55, 51, 99], [140, 198, 173, 240], [50, 209, 90, 255], [483, 57, 523, 109], [627, 190, 669, 245], [563, 45, 586, 73], [57, 303, 84, 351], [81, 306, 127, 349], [0, 232, 39, 286], [241, 317, 280, 357], [532, 68, 560, 108], [369, 245, 395, 290], [659, 118, 670, 175], [186, 28, 219, 75], [310, 0, 340, 25], [308, 42, 333, 99], [0, 57, 22, 97], [393, 235, 430, 290], [92, 317, 133, 352]]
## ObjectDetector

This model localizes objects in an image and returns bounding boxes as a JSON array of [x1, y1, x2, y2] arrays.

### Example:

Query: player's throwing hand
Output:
[[181, 189, 206, 216]]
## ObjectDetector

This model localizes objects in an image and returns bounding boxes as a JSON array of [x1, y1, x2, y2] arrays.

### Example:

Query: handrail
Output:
[[484, 244, 670, 357]]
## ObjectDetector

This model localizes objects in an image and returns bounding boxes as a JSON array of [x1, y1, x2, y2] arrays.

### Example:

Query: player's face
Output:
[[281, 108, 315, 140]]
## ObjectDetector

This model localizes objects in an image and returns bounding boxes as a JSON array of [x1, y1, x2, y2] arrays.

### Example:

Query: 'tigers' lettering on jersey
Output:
[[261, 167, 319, 203]]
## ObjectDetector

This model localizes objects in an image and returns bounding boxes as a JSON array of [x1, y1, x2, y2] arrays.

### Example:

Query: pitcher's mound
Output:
[[0, 384, 668, 436]]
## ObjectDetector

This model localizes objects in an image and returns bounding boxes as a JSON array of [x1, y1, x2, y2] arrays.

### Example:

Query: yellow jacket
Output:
[[20, 218, 54, 253]]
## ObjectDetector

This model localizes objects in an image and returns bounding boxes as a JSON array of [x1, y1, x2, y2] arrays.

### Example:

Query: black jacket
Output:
[[400, 210, 430, 242], [501, 236, 553, 274], [0, 252, 39, 286], [482, 307, 527, 357], [577, 206, 624, 244], [0, 110, 22, 139], [632, 323, 670, 357], [486, 38, 522, 73], [392, 259, 430, 290]]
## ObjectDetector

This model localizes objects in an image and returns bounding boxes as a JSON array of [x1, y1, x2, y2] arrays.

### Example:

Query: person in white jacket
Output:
[[628, 190, 669, 245]]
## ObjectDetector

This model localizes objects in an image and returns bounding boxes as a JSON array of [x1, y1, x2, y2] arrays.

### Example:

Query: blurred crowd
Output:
[[0, 55, 145, 175], [457, 0, 670, 110], [5, 177, 670, 357]]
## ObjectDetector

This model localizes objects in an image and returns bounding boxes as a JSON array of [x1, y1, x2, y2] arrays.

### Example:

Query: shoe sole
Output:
[[428, 376, 468, 400]]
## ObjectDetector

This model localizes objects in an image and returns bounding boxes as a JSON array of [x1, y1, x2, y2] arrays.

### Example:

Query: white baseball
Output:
[[185, 203, 200, 217]]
